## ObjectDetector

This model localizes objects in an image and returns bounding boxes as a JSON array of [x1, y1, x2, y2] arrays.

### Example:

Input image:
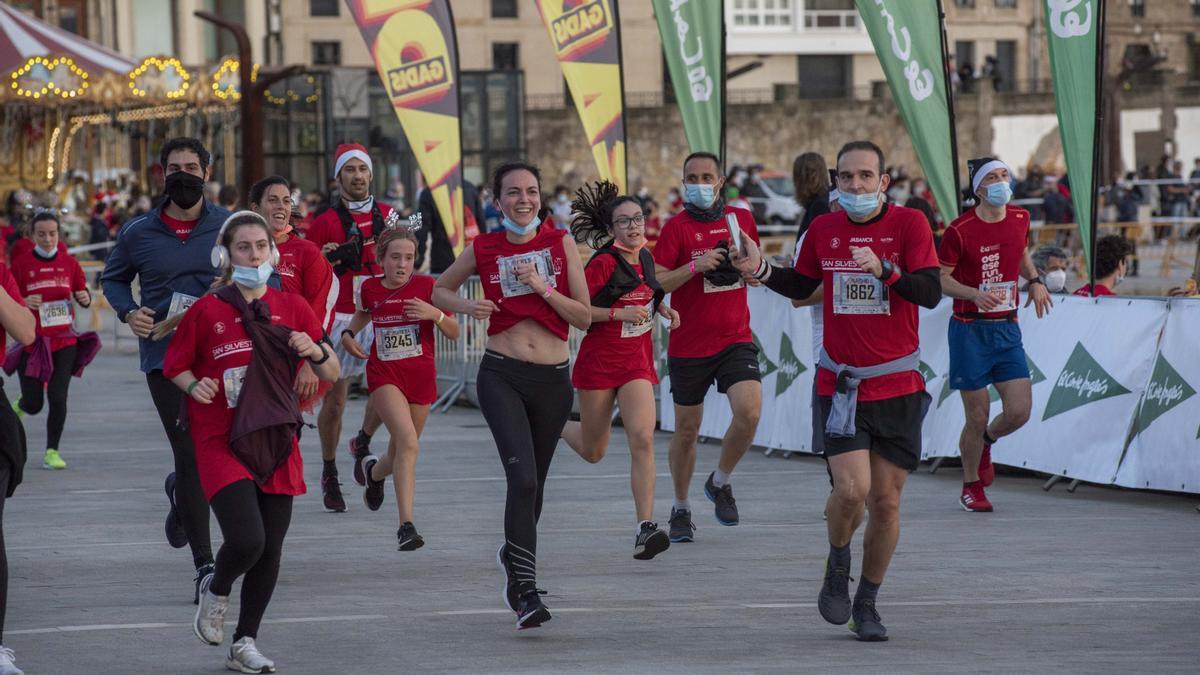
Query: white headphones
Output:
[[211, 210, 280, 269]]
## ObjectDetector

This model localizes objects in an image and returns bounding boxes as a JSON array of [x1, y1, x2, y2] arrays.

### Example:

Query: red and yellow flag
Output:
[[345, 0, 466, 253], [534, 0, 627, 193]]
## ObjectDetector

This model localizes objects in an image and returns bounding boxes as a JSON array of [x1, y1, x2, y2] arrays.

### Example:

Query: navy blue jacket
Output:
[[101, 201, 230, 372]]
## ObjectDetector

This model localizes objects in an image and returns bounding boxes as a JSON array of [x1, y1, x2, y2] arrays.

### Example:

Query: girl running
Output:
[[162, 211, 340, 673], [340, 226, 459, 550], [7, 211, 98, 471], [433, 161, 590, 630], [560, 182, 680, 560]]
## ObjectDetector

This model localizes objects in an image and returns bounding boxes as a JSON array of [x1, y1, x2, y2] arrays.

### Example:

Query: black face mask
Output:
[[165, 171, 205, 210]]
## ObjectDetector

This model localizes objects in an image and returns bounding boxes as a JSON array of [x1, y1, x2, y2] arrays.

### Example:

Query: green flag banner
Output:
[[652, 0, 723, 155], [855, 0, 958, 220], [1044, 0, 1101, 269]]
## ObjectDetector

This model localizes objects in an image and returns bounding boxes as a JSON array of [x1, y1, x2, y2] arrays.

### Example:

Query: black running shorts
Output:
[[817, 390, 929, 471], [667, 342, 761, 407]]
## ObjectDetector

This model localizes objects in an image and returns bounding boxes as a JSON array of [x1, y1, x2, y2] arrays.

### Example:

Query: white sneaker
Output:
[[193, 573, 228, 646], [0, 646, 24, 675], [226, 637, 276, 673]]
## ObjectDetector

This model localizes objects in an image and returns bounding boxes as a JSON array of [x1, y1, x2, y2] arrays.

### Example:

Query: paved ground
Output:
[[4, 347, 1199, 674]]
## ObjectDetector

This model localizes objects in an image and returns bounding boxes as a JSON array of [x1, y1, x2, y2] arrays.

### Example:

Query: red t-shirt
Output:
[[1073, 283, 1115, 297], [796, 205, 939, 402], [162, 288, 322, 500], [473, 228, 573, 341], [161, 212, 198, 241], [572, 253, 658, 390], [11, 250, 88, 352], [652, 207, 760, 359], [9, 239, 68, 261], [276, 234, 336, 333], [938, 206, 1030, 316], [305, 203, 393, 314], [358, 275, 438, 404], [0, 262, 26, 353]]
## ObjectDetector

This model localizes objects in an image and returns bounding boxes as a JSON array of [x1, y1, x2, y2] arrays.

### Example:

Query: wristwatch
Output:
[[878, 260, 895, 280], [124, 308, 139, 324], [1028, 275, 1046, 286]]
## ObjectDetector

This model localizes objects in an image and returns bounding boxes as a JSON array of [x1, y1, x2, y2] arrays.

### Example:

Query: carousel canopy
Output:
[[0, 3, 135, 77]]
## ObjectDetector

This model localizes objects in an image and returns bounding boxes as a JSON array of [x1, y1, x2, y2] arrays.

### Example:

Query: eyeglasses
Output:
[[612, 214, 646, 230]]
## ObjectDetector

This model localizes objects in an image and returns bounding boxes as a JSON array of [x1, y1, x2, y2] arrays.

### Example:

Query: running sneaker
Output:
[[193, 562, 215, 605], [979, 445, 995, 487], [817, 557, 853, 625], [497, 544, 519, 611], [0, 646, 23, 675], [397, 522, 424, 551], [633, 521, 670, 560], [668, 507, 695, 543], [361, 456, 384, 511], [193, 572, 227, 646], [703, 472, 739, 525], [515, 586, 552, 630], [42, 448, 66, 470], [226, 637, 276, 673], [960, 481, 994, 512], [321, 474, 347, 513], [849, 599, 888, 642], [348, 435, 371, 486], [9, 396, 22, 419], [164, 472, 187, 549]]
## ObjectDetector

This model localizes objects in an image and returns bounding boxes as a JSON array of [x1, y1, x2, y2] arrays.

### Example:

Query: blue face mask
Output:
[[232, 260, 274, 289], [502, 213, 541, 236], [683, 183, 717, 209], [984, 182, 1013, 207], [838, 189, 881, 220]]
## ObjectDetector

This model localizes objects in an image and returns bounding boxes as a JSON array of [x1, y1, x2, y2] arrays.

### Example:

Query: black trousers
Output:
[[17, 345, 77, 450], [0, 381, 26, 644], [146, 370, 213, 568]]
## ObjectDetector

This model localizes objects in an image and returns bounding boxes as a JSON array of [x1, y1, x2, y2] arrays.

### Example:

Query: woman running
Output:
[[433, 161, 590, 630], [7, 211, 97, 471], [340, 226, 458, 550], [161, 211, 340, 673], [560, 182, 680, 560]]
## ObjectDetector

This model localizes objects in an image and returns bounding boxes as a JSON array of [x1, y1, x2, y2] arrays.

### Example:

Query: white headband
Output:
[[972, 159, 1011, 194], [333, 149, 373, 179]]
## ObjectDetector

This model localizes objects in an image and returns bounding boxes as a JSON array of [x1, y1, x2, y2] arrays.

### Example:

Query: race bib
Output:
[[223, 365, 248, 408], [979, 280, 1017, 312], [496, 250, 557, 298], [703, 276, 744, 294], [832, 272, 889, 315], [38, 299, 72, 328], [621, 302, 655, 338], [377, 324, 422, 361], [167, 292, 198, 320]]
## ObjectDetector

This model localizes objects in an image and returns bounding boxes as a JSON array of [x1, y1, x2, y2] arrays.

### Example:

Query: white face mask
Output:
[[1045, 269, 1067, 293]]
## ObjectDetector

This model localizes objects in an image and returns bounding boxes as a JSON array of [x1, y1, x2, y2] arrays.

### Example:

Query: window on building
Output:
[[310, 0, 339, 16], [954, 0, 977, 8], [493, 43, 519, 71], [312, 41, 341, 66], [57, 0, 86, 36], [1130, 0, 1145, 17], [805, 0, 857, 29], [730, 0, 794, 29], [994, 40, 1016, 92], [956, 41, 976, 76], [797, 54, 850, 99], [1192, 1, 1200, 18], [492, 0, 518, 18], [994, 0, 1017, 8]]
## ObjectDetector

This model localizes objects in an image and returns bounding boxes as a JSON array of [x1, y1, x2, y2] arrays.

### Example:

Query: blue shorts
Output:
[[947, 318, 1030, 391]]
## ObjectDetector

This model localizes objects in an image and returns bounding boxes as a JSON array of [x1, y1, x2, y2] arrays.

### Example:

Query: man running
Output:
[[939, 157, 1052, 512], [733, 141, 941, 641], [652, 151, 762, 542], [100, 137, 225, 602], [306, 144, 392, 511]]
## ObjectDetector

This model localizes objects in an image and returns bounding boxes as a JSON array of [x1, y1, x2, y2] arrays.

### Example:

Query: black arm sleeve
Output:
[[891, 267, 942, 309], [763, 265, 822, 301]]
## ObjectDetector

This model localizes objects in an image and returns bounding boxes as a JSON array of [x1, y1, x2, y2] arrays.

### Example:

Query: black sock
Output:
[[323, 458, 337, 477], [356, 429, 373, 446], [829, 542, 851, 570], [854, 578, 880, 606], [982, 430, 997, 446]]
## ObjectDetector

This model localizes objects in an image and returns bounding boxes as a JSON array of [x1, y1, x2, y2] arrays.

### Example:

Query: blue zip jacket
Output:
[[101, 201, 230, 373]]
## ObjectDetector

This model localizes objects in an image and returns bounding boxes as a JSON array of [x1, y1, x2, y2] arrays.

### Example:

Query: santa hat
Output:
[[333, 143, 373, 179], [968, 157, 1012, 194]]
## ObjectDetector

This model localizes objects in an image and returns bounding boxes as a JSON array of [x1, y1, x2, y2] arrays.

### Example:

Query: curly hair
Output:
[[568, 180, 640, 249], [792, 152, 829, 205]]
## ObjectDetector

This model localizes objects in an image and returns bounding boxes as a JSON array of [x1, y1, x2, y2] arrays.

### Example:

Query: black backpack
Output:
[[587, 247, 664, 322]]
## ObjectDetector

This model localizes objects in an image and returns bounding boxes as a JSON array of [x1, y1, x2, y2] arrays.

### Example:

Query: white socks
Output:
[[637, 519, 652, 536], [712, 468, 731, 488], [673, 499, 690, 512]]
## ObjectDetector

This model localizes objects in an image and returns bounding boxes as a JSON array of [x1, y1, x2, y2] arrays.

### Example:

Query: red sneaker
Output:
[[979, 445, 995, 487], [959, 481, 994, 512]]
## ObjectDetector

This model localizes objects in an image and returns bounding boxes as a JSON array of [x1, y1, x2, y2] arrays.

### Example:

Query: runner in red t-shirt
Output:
[[303, 144, 393, 511], [1073, 234, 1132, 297], [651, 151, 763, 540], [9, 212, 94, 471], [938, 158, 1053, 512], [558, 182, 680, 560], [162, 212, 339, 671], [733, 141, 943, 642], [339, 228, 458, 551], [250, 176, 337, 414], [433, 161, 591, 629]]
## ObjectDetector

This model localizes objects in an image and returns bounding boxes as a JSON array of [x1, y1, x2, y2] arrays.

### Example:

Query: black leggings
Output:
[[476, 351, 572, 587], [146, 370, 213, 569], [0, 382, 26, 644], [17, 345, 76, 450], [209, 480, 293, 642]]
